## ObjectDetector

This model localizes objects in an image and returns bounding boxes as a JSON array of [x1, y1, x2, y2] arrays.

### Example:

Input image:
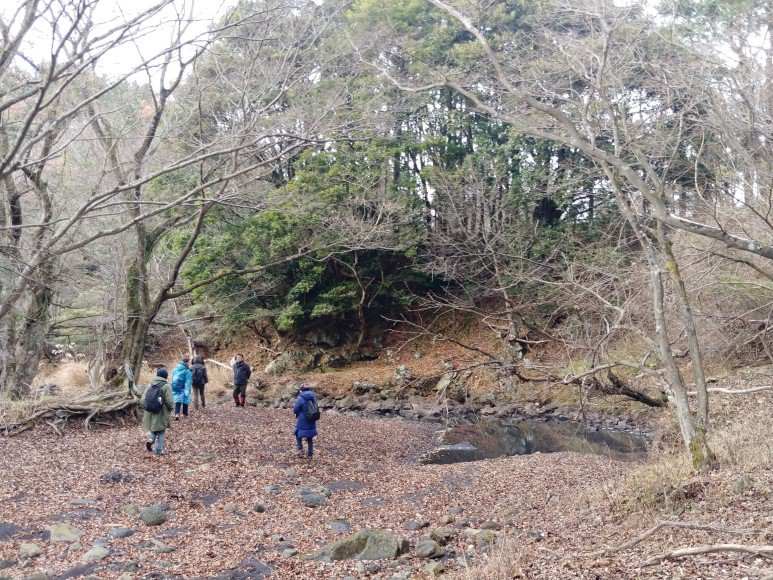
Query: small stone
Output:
[[92, 538, 110, 547], [49, 523, 82, 542], [108, 528, 135, 539], [22, 574, 48, 580], [732, 476, 751, 494], [139, 506, 167, 526], [283, 468, 300, 478], [270, 535, 285, 542], [70, 498, 96, 506], [224, 502, 239, 513], [325, 520, 351, 534], [429, 527, 457, 545], [474, 530, 497, 548], [448, 506, 464, 515], [355, 562, 366, 573], [122, 503, 140, 516], [480, 521, 501, 531], [152, 540, 175, 553], [0, 559, 15, 570], [67, 542, 81, 553], [281, 548, 298, 558], [422, 561, 445, 575], [253, 504, 266, 513], [264, 485, 280, 495], [403, 520, 427, 531], [81, 546, 109, 563], [299, 492, 326, 508], [18, 544, 42, 558], [526, 530, 544, 542], [439, 515, 454, 525]]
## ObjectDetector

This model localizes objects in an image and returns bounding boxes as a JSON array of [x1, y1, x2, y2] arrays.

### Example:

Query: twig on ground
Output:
[[581, 521, 764, 558], [640, 544, 773, 568]]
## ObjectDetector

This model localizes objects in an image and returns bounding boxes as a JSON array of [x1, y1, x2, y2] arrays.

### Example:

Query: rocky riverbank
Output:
[[233, 368, 655, 437]]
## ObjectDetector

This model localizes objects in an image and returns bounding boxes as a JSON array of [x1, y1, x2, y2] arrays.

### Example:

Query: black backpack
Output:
[[144, 383, 164, 414], [191, 365, 206, 386], [304, 397, 320, 422]]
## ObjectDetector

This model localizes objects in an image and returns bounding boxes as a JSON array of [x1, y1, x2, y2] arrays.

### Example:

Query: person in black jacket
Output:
[[232, 353, 251, 407], [190, 354, 209, 411]]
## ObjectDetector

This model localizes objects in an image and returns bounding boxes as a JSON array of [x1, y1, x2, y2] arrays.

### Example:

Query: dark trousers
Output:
[[233, 384, 247, 406], [174, 402, 189, 416], [193, 385, 205, 408], [296, 435, 314, 457]]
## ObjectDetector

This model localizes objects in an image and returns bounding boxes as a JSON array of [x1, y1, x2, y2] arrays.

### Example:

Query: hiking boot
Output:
[[145, 441, 153, 452], [295, 448, 303, 456], [174, 414, 180, 421]]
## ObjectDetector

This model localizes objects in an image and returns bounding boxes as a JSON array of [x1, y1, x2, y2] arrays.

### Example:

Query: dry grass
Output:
[[452, 537, 535, 579]]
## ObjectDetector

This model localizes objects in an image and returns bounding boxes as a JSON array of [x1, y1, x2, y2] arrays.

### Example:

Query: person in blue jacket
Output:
[[293, 384, 318, 459], [171, 357, 193, 420]]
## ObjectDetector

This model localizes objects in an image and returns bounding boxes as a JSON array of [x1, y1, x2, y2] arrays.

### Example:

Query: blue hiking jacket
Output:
[[171, 362, 192, 404], [293, 390, 318, 438]]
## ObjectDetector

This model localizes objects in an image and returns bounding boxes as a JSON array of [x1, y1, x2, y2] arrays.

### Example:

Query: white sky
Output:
[[4, 0, 237, 79]]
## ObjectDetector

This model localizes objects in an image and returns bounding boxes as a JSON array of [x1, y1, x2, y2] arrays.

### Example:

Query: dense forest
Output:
[[2, 1, 773, 577]]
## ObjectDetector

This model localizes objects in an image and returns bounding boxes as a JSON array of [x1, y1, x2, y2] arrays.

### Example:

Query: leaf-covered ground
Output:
[[1, 402, 771, 579]]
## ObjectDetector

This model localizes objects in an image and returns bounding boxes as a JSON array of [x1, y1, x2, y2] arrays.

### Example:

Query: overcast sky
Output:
[[5, 0, 237, 79]]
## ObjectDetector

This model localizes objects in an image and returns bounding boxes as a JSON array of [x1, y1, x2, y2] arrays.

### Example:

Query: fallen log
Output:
[[2, 388, 139, 436]]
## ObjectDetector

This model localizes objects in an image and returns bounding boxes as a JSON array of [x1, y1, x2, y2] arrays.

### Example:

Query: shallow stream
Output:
[[421, 418, 648, 464]]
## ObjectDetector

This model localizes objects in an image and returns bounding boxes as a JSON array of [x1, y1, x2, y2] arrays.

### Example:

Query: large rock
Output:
[[139, 506, 167, 526], [49, 523, 82, 543], [311, 529, 409, 562], [414, 539, 442, 559]]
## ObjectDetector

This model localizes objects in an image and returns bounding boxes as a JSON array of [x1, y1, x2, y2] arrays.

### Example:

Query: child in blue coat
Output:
[[293, 384, 318, 458], [171, 357, 193, 419]]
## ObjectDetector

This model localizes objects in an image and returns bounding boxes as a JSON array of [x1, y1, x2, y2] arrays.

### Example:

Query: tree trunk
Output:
[[7, 263, 55, 398]]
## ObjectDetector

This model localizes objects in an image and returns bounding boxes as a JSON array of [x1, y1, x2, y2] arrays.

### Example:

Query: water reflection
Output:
[[421, 419, 648, 464]]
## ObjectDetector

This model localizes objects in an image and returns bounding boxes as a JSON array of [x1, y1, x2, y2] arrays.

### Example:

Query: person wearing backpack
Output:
[[141, 368, 174, 455], [231, 353, 251, 408], [293, 383, 319, 459], [190, 354, 208, 411], [171, 357, 193, 419]]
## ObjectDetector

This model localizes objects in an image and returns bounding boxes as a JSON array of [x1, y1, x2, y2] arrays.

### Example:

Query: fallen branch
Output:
[[640, 544, 773, 568], [687, 386, 773, 396], [581, 521, 764, 558]]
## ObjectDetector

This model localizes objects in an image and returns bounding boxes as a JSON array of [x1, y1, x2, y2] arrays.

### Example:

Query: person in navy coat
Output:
[[293, 384, 318, 458]]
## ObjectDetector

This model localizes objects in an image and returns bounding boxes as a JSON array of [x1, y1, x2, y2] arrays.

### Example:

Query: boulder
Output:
[[311, 529, 409, 562], [414, 539, 442, 559], [281, 548, 299, 558], [139, 506, 166, 526], [49, 523, 82, 543]]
